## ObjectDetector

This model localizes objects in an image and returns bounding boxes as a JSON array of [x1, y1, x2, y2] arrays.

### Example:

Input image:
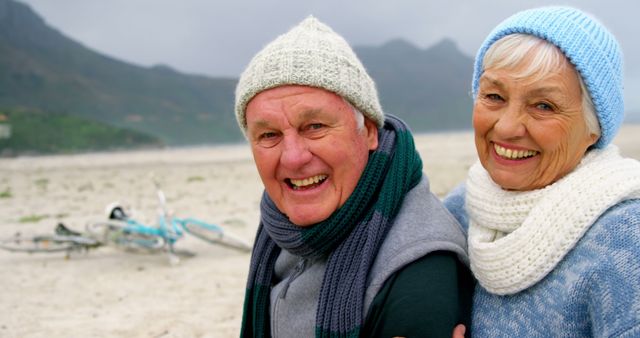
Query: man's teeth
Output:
[[290, 175, 327, 189], [494, 144, 538, 159]]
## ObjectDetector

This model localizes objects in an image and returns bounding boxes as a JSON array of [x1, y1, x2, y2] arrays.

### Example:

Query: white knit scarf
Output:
[[466, 145, 640, 295]]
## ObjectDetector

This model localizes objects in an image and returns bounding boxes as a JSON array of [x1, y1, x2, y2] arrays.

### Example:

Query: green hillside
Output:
[[0, 108, 162, 155], [0, 0, 474, 151]]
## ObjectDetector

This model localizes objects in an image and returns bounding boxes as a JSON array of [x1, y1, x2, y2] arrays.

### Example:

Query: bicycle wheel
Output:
[[181, 219, 252, 252], [0, 234, 77, 253], [86, 220, 165, 253]]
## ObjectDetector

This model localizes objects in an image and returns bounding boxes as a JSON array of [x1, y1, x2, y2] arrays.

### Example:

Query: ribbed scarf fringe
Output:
[[240, 115, 422, 338]]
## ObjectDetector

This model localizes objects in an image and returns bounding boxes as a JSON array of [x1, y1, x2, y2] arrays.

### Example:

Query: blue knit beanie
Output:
[[472, 6, 624, 148]]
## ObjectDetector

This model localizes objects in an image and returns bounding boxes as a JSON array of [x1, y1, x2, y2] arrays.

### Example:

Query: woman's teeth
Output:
[[290, 175, 327, 190], [494, 144, 538, 160]]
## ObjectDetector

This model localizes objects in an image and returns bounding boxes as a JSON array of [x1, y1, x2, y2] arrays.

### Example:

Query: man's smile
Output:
[[285, 174, 328, 190]]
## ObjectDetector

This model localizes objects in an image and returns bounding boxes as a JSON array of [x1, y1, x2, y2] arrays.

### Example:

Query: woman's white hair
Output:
[[482, 34, 601, 138]]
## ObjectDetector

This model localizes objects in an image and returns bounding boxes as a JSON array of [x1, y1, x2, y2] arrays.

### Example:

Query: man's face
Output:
[[245, 85, 379, 226]]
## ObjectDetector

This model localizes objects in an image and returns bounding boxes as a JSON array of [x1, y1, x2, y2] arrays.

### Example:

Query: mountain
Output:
[[0, 0, 473, 149], [627, 111, 640, 123], [0, 0, 238, 145], [355, 38, 473, 132]]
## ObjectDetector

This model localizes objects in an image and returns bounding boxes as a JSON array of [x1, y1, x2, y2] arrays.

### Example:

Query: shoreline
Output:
[[3, 122, 639, 169]]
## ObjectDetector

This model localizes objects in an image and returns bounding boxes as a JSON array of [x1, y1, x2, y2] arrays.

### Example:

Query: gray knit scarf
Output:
[[240, 115, 423, 338]]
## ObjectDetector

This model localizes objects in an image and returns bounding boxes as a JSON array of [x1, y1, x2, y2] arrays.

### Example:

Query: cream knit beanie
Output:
[[234, 16, 384, 133]]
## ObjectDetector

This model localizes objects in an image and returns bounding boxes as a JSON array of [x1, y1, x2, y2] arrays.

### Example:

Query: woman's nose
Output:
[[494, 105, 527, 138], [280, 134, 313, 169]]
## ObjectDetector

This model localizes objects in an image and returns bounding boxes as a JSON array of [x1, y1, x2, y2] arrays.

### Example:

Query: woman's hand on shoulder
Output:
[[453, 324, 466, 338]]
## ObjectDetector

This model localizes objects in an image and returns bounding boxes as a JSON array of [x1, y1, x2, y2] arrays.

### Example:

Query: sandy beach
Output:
[[1, 125, 639, 337]]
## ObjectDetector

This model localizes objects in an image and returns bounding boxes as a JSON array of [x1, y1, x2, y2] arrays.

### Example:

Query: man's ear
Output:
[[364, 118, 379, 151]]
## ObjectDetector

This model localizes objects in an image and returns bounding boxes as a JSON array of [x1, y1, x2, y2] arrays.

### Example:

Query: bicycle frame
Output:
[[116, 217, 182, 244]]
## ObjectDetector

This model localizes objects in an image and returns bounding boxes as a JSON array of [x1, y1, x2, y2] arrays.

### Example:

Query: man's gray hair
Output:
[[342, 97, 366, 131]]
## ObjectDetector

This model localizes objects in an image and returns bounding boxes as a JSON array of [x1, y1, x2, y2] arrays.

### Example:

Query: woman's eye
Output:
[[486, 93, 503, 101], [535, 102, 554, 111]]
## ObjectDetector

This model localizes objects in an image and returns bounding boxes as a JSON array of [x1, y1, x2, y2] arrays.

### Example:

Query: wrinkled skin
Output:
[[473, 58, 598, 191], [245, 85, 378, 226]]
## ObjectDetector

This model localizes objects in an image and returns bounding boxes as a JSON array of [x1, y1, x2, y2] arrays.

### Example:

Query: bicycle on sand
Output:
[[0, 181, 252, 262], [85, 180, 252, 263]]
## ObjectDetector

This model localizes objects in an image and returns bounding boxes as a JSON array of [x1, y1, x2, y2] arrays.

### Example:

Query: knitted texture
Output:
[[240, 115, 422, 338], [465, 146, 640, 295], [269, 177, 470, 337], [235, 16, 384, 133], [445, 192, 640, 337], [471, 6, 624, 148]]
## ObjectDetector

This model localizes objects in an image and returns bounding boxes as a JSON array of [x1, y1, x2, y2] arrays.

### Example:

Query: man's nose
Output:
[[494, 104, 527, 138], [280, 134, 312, 169]]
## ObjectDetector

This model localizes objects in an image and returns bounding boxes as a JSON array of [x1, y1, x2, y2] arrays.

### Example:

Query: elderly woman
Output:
[[445, 6, 640, 337]]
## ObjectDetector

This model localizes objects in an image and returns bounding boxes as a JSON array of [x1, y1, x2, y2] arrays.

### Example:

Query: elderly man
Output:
[[235, 16, 472, 338]]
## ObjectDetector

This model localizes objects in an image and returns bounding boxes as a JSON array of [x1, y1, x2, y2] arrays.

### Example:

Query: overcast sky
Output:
[[16, 0, 640, 114]]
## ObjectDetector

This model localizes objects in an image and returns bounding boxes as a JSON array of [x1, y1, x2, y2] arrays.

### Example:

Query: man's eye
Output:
[[254, 131, 280, 148], [308, 123, 324, 130], [260, 132, 277, 139]]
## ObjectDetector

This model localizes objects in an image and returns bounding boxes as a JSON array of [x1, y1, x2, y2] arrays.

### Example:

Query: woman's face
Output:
[[473, 58, 598, 191]]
